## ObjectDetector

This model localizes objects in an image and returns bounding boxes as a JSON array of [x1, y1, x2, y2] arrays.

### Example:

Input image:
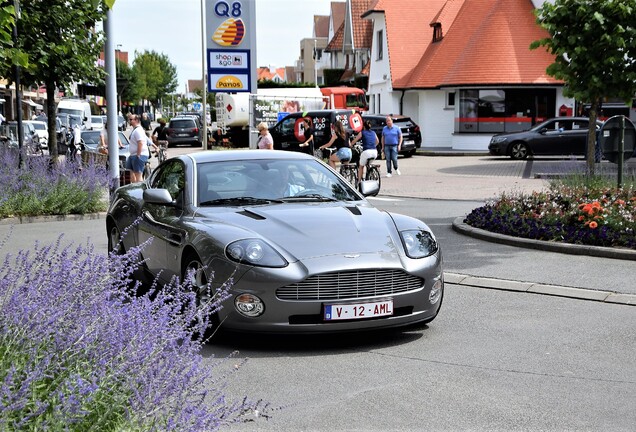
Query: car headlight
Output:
[[490, 136, 508, 144], [400, 230, 438, 259], [226, 239, 288, 268]]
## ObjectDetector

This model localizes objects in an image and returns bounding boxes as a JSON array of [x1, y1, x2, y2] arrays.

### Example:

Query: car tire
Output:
[[182, 253, 220, 339], [509, 142, 529, 160], [107, 221, 124, 255]]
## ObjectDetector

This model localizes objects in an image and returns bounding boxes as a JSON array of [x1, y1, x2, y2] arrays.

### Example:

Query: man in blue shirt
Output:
[[381, 116, 402, 177]]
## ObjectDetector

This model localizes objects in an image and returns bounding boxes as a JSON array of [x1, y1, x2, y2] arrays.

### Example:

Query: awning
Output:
[[24, 99, 43, 109]]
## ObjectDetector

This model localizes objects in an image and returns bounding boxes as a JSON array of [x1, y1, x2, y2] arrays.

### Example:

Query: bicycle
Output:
[[321, 147, 358, 186], [156, 140, 168, 164]]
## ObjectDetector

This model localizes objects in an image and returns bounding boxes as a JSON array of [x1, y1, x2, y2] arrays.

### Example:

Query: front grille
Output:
[[276, 269, 424, 301]]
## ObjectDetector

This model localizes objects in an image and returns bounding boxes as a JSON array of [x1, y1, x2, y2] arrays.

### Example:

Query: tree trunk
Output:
[[45, 80, 58, 161], [586, 100, 599, 175]]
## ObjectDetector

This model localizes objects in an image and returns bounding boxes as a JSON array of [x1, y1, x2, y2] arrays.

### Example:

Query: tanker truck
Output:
[[214, 86, 367, 147]]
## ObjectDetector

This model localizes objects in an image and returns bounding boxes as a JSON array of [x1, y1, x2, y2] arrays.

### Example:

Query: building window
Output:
[[456, 89, 556, 133], [432, 23, 443, 42], [446, 92, 455, 108], [376, 30, 383, 60]]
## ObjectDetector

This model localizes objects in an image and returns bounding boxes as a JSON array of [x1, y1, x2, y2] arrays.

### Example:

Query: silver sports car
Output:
[[106, 150, 444, 333]]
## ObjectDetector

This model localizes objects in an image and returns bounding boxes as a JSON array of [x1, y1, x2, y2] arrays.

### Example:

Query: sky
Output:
[[109, 0, 335, 92]]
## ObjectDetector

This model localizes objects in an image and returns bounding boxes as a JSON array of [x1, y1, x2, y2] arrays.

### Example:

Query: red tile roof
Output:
[[331, 1, 346, 32], [351, 0, 374, 49], [314, 15, 330, 38], [369, 0, 562, 89], [326, 22, 344, 52]]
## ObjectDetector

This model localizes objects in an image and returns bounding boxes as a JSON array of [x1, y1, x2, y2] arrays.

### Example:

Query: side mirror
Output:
[[359, 180, 380, 197], [143, 188, 175, 205]]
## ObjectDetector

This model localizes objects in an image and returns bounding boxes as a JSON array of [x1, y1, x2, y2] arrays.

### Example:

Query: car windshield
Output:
[[171, 119, 195, 129], [31, 123, 46, 131], [197, 159, 360, 205]]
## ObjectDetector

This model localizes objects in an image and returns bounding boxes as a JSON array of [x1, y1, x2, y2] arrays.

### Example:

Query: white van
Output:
[[56, 98, 92, 130]]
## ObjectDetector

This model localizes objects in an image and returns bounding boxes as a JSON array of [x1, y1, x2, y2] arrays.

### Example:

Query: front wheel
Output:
[[509, 142, 529, 160], [107, 222, 124, 255], [182, 254, 219, 338]]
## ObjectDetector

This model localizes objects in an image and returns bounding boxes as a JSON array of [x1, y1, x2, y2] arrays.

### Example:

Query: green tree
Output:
[[0, 0, 106, 158], [0, 3, 27, 68], [116, 58, 136, 108], [131, 50, 177, 115], [531, 0, 636, 173]]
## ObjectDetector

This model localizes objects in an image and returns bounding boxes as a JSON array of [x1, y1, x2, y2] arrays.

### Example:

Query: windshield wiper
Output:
[[199, 196, 283, 206], [282, 194, 337, 202]]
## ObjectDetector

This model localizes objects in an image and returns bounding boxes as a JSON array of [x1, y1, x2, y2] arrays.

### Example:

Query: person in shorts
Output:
[[126, 114, 149, 182], [319, 120, 351, 169], [351, 120, 379, 181]]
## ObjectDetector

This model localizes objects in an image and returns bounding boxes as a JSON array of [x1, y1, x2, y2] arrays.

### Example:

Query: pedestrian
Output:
[[141, 112, 151, 131], [351, 120, 379, 181], [319, 121, 351, 169], [98, 122, 123, 154], [381, 116, 402, 177], [126, 114, 149, 183], [300, 117, 315, 153], [257, 122, 274, 150]]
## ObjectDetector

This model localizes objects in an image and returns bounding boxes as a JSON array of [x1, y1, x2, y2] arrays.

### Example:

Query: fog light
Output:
[[235, 293, 265, 317], [429, 278, 443, 304]]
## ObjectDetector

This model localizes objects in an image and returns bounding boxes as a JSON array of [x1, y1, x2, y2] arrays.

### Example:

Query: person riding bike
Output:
[[319, 121, 351, 169], [152, 118, 169, 147], [351, 120, 379, 182]]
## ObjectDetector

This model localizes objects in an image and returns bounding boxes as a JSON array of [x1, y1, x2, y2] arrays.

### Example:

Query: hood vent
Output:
[[237, 209, 265, 220]]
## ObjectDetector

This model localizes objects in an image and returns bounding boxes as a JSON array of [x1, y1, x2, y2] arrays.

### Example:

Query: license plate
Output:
[[404, 140, 414, 145], [324, 300, 393, 321], [178, 133, 189, 137]]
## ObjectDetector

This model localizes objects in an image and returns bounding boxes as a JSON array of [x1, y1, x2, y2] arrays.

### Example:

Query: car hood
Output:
[[195, 202, 402, 260]]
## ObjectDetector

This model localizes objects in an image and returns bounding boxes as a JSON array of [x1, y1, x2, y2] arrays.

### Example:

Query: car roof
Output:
[[184, 149, 315, 164]]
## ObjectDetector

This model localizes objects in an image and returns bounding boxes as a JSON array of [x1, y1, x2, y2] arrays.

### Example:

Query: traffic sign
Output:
[[599, 115, 635, 163]]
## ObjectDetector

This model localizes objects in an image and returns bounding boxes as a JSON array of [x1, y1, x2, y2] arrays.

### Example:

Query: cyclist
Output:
[[152, 118, 168, 147], [351, 120, 379, 182], [319, 121, 351, 169]]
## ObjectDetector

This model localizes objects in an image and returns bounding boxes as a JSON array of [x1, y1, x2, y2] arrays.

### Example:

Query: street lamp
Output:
[[115, 44, 122, 114]]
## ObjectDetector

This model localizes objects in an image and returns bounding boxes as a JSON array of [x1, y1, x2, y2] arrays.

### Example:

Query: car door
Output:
[[138, 159, 187, 282], [271, 114, 300, 150], [567, 120, 591, 155], [530, 119, 564, 155]]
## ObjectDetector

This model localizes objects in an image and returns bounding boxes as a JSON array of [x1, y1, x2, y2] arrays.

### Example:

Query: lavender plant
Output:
[[0, 148, 108, 218], [0, 233, 270, 431]]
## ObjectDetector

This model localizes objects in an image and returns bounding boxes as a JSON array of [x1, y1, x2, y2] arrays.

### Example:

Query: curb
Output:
[[452, 216, 636, 261], [0, 212, 106, 226], [445, 272, 635, 306]]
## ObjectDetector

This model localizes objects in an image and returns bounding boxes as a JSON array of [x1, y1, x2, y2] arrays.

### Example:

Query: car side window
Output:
[[151, 160, 185, 200], [572, 120, 589, 130], [279, 116, 297, 135]]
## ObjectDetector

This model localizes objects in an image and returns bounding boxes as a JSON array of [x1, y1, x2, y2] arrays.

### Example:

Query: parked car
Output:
[[166, 116, 202, 147], [2, 121, 41, 154], [362, 114, 422, 157], [24, 120, 48, 150], [80, 130, 131, 168], [106, 150, 444, 334], [91, 115, 105, 131], [488, 117, 603, 160], [270, 109, 364, 155]]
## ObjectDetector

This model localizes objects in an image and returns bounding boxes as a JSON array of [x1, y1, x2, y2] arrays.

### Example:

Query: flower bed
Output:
[[464, 180, 636, 250]]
